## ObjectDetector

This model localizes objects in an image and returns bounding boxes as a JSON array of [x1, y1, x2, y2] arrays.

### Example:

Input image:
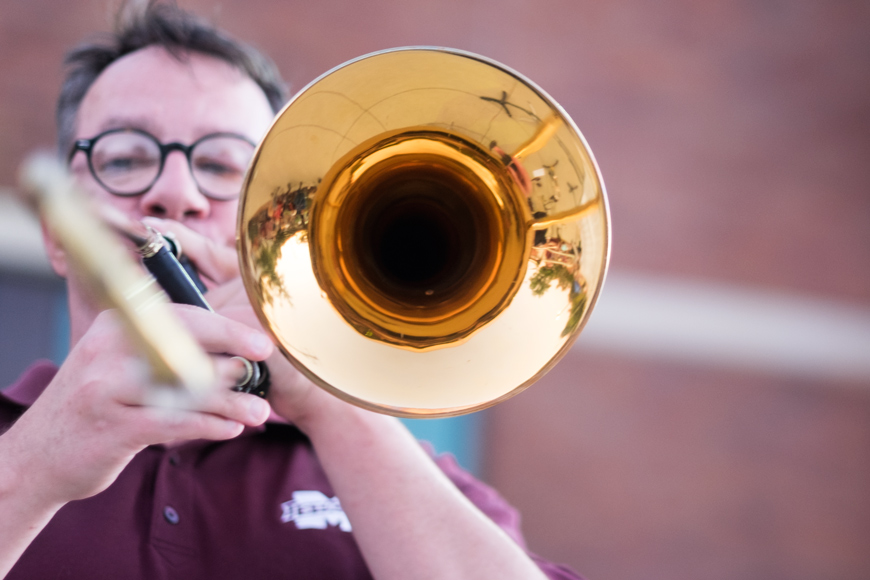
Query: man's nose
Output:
[[139, 151, 210, 220]]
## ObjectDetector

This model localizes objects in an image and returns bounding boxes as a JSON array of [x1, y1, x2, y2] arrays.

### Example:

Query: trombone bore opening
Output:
[[354, 163, 491, 308], [312, 129, 528, 348]]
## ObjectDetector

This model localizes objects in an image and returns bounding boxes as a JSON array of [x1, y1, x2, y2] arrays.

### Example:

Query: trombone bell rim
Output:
[[237, 47, 610, 417]]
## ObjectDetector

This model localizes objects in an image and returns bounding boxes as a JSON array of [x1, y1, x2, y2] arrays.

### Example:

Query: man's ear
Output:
[[40, 218, 68, 278]]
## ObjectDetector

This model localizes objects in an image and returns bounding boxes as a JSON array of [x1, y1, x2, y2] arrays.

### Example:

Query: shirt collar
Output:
[[1, 360, 58, 407]]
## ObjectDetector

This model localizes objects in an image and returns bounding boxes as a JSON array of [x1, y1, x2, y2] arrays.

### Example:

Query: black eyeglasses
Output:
[[68, 128, 257, 201]]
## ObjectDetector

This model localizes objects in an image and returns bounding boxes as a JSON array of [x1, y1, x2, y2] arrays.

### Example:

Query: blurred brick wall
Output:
[[485, 352, 870, 580], [1, 1, 868, 579], [2, 0, 867, 300]]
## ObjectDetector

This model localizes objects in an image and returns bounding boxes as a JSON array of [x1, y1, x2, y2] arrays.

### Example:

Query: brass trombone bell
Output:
[[238, 47, 610, 417]]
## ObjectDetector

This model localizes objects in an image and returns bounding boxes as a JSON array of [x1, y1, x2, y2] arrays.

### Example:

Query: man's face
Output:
[[69, 46, 276, 248]]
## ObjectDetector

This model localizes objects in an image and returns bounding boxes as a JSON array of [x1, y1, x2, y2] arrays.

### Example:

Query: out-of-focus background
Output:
[[1, 1, 869, 578]]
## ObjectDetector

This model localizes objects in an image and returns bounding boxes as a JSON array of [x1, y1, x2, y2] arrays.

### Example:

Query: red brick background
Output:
[[487, 351, 870, 580], [1, 1, 868, 578]]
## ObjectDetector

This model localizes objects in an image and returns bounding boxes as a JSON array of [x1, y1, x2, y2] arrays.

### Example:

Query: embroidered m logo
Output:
[[280, 490, 352, 532]]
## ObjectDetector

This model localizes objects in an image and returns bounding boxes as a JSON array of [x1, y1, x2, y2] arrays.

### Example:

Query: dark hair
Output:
[[56, 0, 287, 153]]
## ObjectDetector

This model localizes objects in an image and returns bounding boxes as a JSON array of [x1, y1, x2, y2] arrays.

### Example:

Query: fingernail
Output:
[[248, 333, 272, 355], [224, 419, 244, 434], [248, 397, 270, 422]]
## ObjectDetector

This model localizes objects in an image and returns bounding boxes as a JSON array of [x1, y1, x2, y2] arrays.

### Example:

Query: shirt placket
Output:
[[150, 446, 199, 573]]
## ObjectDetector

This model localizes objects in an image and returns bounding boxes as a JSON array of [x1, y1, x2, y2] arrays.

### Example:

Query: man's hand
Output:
[[1, 306, 273, 508], [139, 217, 333, 430], [208, 275, 340, 430]]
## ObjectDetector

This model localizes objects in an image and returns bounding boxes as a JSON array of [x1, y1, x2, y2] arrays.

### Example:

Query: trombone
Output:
[[23, 47, 610, 418], [238, 47, 610, 417]]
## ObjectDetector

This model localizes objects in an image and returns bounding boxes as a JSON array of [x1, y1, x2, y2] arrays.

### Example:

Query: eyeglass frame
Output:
[[67, 127, 257, 201]]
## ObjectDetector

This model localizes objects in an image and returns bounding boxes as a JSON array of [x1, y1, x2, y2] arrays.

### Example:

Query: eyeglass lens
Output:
[[90, 132, 255, 199]]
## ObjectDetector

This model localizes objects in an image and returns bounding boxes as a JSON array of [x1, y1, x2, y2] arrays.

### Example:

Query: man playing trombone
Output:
[[0, 2, 582, 578]]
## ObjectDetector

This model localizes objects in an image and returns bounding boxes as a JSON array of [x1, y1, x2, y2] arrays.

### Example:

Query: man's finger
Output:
[[129, 356, 270, 426], [173, 305, 274, 360], [131, 405, 247, 444]]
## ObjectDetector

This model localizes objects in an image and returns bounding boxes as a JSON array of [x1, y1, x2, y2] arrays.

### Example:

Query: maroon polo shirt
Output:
[[2, 361, 583, 580]]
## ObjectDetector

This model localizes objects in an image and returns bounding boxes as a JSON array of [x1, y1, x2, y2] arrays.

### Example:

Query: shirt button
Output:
[[163, 506, 180, 525], [168, 453, 180, 466]]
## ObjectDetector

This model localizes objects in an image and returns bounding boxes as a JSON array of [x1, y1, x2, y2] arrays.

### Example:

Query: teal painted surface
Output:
[[52, 289, 69, 365], [401, 413, 483, 476]]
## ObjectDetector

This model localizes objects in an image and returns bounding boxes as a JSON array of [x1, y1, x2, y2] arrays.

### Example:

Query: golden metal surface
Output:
[[238, 48, 610, 417]]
